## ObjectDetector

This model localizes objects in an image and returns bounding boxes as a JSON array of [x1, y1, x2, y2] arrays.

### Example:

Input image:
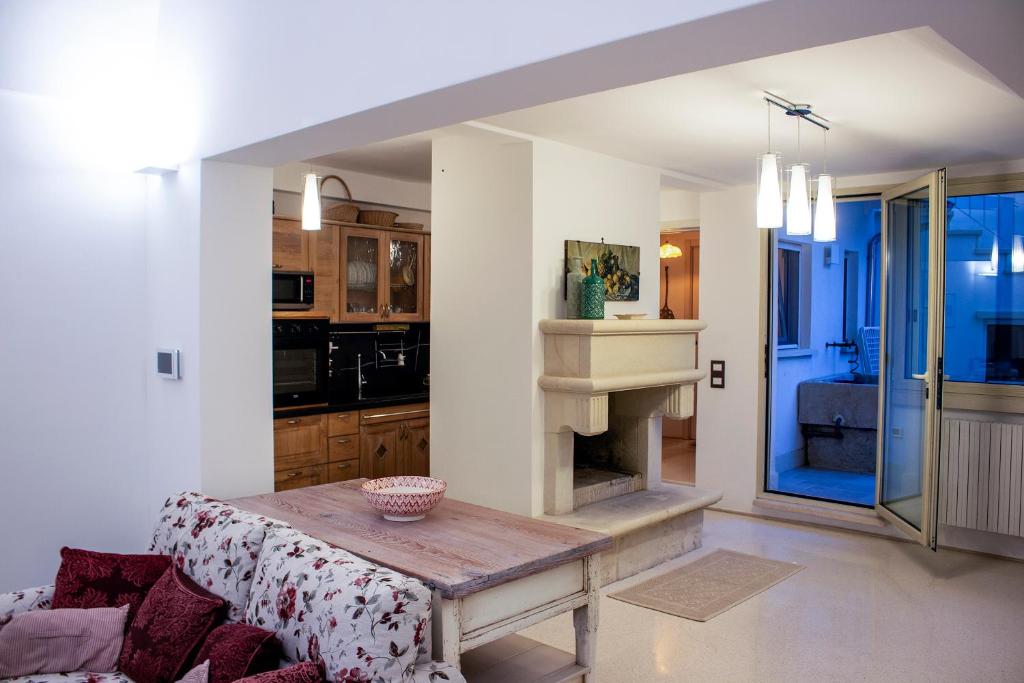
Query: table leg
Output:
[[573, 556, 600, 682], [432, 589, 463, 669]]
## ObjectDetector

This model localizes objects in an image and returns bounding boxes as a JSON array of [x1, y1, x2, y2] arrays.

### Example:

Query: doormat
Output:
[[609, 549, 804, 622]]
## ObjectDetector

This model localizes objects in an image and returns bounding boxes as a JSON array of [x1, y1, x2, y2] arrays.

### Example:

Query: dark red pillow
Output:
[[118, 565, 224, 683], [52, 548, 171, 623], [233, 661, 321, 682], [193, 623, 280, 683]]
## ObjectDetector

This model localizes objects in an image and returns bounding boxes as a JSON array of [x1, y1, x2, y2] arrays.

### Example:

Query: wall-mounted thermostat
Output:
[[156, 349, 180, 379]]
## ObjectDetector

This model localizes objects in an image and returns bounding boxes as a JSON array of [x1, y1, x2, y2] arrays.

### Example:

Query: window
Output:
[[943, 191, 1024, 385], [774, 242, 806, 350]]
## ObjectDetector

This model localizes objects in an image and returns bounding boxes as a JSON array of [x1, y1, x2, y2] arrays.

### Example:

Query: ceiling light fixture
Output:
[[756, 100, 783, 229], [759, 92, 833, 239], [301, 171, 321, 231], [814, 129, 836, 243]]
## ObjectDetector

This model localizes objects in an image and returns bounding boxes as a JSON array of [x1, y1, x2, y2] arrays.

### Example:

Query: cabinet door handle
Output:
[[286, 419, 300, 425], [335, 438, 351, 444], [335, 414, 350, 419], [362, 409, 429, 420], [336, 463, 351, 469], [287, 471, 300, 478], [272, 263, 282, 269]]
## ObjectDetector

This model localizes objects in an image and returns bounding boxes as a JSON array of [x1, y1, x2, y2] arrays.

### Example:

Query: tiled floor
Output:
[[520, 510, 1024, 682], [662, 437, 695, 485], [776, 465, 875, 506]]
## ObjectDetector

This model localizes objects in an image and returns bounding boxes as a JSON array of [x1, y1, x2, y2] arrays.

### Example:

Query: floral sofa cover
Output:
[[0, 492, 463, 683]]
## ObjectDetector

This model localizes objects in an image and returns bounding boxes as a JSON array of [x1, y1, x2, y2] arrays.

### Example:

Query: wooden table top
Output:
[[231, 481, 612, 599]]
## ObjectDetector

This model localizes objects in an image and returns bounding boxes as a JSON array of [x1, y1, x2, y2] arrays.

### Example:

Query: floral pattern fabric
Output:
[[148, 492, 287, 624], [245, 529, 433, 683], [2, 673, 135, 683], [0, 585, 53, 623]]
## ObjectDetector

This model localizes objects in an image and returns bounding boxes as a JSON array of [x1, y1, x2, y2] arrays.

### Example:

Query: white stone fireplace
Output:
[[538, 319, 705, 515]]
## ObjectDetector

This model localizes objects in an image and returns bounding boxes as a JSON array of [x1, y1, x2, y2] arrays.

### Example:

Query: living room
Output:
[[3, 2, 1024, 682]]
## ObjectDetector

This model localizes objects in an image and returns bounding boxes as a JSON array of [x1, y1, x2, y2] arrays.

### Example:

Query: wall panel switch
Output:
[[710, 360, 725, 388]]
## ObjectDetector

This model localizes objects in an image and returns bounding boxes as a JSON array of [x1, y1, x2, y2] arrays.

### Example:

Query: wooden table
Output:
[[232, 481, 612, 682]]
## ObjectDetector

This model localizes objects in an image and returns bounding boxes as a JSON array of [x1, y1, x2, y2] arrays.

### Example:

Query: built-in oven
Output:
[[272, 271, 315, 310], [273, 318, 329, 408]]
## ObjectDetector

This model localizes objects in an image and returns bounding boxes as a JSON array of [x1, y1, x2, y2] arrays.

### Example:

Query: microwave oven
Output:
[[273, 271, 314, 310]]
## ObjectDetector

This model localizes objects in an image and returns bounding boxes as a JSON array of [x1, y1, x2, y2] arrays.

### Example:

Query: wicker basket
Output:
[[319, 175, 359, 223], [323, 202, 359, 222], [393, 222, 424, 231], [358, 210, 399, 227]]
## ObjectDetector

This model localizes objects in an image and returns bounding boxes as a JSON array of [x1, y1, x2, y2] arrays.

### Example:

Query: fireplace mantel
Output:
[[538, 318, 706, 514]]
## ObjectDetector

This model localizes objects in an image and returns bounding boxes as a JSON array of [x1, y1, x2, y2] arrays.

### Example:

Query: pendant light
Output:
[[301, 171, 321, 231], [1012, 235, 1024, 273], [756, 100, 783, 229], [786, 116, 812, 236], [813, 128, 836, 242]]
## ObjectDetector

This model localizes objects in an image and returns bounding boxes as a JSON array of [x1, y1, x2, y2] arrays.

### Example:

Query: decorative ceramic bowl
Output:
[[614, 313, 647, 320], [361, 476, 447, 522]]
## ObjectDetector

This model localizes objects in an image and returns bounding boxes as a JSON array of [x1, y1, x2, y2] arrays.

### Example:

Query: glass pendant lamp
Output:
[[756, 101, 783, 229], [786, 117, 811, 236], [813, 130, 836, 242], [301, 171, 321, 231]]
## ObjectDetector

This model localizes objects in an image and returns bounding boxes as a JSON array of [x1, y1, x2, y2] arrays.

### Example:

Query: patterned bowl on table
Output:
[[361, 476, 447, 522]]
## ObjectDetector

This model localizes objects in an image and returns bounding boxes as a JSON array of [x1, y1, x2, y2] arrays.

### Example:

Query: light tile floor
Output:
[[519, 510, 1024, 682], [776, 465, 876, 506]]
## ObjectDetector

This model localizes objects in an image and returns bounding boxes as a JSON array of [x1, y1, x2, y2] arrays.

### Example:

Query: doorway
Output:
[[661, 229, 699, 484]]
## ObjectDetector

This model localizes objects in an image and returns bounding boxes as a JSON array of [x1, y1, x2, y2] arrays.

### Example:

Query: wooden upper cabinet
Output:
[[423, 235, 431, 322], [309, 225, 340, 322], [272, 217, 309, 272], [340, 227, 389, 322], [387, 232, 425, 322]]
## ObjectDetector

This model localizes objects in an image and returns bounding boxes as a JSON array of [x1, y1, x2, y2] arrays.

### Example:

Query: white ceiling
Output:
[[309, 28, 1024, 188]]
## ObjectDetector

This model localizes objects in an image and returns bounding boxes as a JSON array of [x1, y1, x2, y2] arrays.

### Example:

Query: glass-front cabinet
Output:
[[340, 227, 425, 322]]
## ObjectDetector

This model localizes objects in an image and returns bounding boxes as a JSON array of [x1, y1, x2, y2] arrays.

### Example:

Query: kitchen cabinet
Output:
[[359, 403, 430, 478], [275, 465, 325, 492], [309, 225, 340, 321], [423, 235, 431, 321], [360, 422, 400, 479], [325, 459, 360, 483], [401, 417, 430, 477], [385, 232, 425, 322], [272, 217, 309, 271]]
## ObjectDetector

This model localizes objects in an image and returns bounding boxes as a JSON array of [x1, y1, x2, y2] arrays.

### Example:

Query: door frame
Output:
[[874, 169, 947, 547]]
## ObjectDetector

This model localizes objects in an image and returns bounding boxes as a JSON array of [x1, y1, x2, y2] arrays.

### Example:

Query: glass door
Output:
[[877, 169, 947, 548]]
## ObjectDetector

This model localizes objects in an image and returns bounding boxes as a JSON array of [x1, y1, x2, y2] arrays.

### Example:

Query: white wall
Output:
[[198, 161, 274, 498], [430, 133, 536, 515], [0, 91, 153, 590]]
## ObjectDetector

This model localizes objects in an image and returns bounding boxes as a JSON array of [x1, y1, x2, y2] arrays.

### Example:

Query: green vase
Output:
[[581, 258, 605, 320]]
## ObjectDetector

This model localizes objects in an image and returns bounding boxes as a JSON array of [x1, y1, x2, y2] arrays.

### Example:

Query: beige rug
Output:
[[609, 549, 804, 622]]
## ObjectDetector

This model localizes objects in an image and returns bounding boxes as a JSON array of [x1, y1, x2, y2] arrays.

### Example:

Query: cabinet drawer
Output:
[[328, 434, 359, 460], [274, 424, 322, 456], [326, 411, 359, 437], [325, 459, 360, 483], [274, 466, 324, 492], [360, 402, 430, 425], [274, 414, 324, 431]]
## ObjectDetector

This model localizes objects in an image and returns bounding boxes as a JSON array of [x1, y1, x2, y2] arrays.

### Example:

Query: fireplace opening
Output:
[[570, 401, 646, 508]]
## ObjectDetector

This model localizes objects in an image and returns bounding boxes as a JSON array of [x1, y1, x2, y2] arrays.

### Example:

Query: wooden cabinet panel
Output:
[[326, 458, 360, 483], [326, 411, 359, 437], [386, 232, 424, 322], [272, 217, 309, 272], [309, 225, 340, 322], [339, 227, 388, 322], [423, 235, 431, 321], [274, 414, 324, 431], [403, 418, 430, 477], [360, 403, 430, 426], [360, 423, 400, 479], [328, 434, 359, 461], [275, 465, 324, 492]]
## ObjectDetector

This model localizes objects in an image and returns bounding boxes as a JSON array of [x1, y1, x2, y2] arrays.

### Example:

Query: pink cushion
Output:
[[0, 605, 129, 676], [177, 659, 210, 683]]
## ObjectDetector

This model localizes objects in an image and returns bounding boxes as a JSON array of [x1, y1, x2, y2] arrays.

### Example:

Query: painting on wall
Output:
[[565, 239, 640, 301]]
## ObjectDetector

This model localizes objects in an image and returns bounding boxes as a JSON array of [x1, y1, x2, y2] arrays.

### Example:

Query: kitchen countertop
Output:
[[274, 391, 429, 418]]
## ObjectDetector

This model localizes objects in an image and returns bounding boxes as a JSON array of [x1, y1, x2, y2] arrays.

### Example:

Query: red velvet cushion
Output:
[[52, 547, 171, 623], [118, 565, 224, 683], [233, 661, 321, 682], [193, 623, 280, 683]]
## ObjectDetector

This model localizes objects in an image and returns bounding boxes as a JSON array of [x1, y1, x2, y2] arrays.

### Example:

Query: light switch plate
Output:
[[709, 360, 725, 388]]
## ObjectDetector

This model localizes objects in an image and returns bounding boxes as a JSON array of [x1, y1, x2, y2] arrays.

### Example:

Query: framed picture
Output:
[[564, 239, 640, 302]]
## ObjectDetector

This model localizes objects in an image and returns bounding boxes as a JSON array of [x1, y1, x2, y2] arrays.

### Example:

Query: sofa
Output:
[[0, 492, 464, 683]]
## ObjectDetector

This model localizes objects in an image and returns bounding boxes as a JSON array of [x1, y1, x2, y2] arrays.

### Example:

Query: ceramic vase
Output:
[[581, 258, 605, 320], [566, 256, 584, 319]]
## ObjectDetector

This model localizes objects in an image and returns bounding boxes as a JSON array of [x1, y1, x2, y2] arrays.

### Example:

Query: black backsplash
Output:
[[328, 323, 429, 405]]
